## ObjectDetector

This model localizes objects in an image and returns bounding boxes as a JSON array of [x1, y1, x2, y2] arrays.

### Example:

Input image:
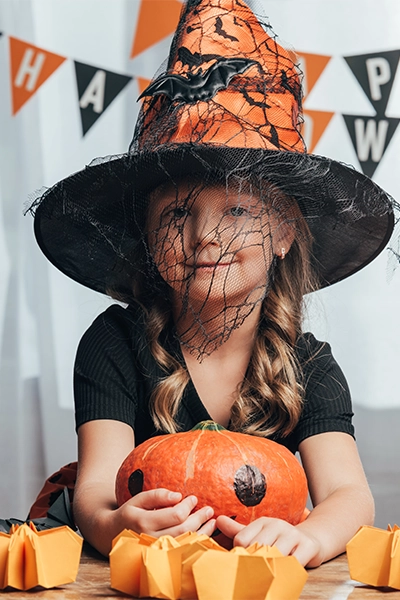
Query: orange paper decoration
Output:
[[109, 530, 308, 600], [0, 522, 82, 590], [346, 524, 400, 589]]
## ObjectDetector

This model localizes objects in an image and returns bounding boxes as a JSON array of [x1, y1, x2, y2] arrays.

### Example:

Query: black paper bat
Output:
[[138, 57, 258, 103]]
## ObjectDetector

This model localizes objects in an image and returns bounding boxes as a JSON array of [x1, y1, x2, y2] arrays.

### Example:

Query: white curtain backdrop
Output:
[[1, 0, 399, 525]]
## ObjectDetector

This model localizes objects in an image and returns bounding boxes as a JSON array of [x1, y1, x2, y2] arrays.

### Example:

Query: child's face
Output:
[[147, 179, 287, 307]]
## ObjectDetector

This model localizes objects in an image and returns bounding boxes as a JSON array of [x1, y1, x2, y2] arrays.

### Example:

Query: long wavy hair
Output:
[[116, 177, 317, 438]]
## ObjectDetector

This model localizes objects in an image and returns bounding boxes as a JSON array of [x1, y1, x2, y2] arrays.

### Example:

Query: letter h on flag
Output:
[[9, 37, 66, 115]]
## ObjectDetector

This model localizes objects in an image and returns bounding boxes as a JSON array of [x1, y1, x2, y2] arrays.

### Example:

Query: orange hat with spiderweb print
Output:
[[31, 0, 394, 308], [137, 0, 304, 152]]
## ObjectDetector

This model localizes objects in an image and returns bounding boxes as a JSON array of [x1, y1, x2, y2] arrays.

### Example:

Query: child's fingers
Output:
[[197, 518, 217, 537], [125, 502, 212, 537], [232, 518, 279, 547], [214, 515, 245, 539], [164, 506, 214, 536], [128, 495, 208, 533], [146, 495, 200, 531], [126, 488, 183, 510], [291, 535, 321, 567], [231, 518, 309, 556]]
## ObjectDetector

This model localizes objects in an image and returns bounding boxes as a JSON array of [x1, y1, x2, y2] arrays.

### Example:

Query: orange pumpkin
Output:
[[115, 421, 308, 525]]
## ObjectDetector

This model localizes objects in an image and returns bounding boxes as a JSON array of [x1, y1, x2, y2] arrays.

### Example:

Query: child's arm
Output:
[[73, 419, 215, 556], [215, 431, 374, 567]]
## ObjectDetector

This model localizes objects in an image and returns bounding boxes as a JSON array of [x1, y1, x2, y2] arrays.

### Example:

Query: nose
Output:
[[187, 208, 220, 252]]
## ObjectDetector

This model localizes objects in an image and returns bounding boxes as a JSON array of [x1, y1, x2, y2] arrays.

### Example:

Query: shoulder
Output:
[[86, 301, 145, 332], [295, 332, 346, 392], [75, 302, 149, 369], [74, 303, 153, 432], [295, 331, 330, 364], [292, 332, 354, 444], [78, 302, 146, 347]]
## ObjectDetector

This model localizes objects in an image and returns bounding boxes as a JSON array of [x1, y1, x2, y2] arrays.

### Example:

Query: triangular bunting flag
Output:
[[137, 76, 151, 98], [296, 52, 331, 99], [343, 114, 400, 177], [302, 109, 335, 154], [74, 61, 132, 136], [345, 50, 400, 116], [130, 0, 182, 59], [9, 37, 66, 115]]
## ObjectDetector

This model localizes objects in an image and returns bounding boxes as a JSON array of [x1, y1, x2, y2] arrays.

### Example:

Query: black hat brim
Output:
[[32, 144, 394, 296]]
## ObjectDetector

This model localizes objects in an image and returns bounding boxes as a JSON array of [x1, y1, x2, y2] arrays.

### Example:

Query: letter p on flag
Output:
[[366, 57, 391, 102], [9, 37, 66, 115]]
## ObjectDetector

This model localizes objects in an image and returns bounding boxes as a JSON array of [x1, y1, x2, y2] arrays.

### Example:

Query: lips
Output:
[[188, 261, 235, 270]]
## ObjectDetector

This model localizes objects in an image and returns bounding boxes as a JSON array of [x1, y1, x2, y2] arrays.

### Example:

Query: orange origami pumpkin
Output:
[[116, 421, 308, 525]]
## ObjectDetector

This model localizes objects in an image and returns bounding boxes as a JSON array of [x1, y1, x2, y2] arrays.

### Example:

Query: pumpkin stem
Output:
[[192, 420, 226, 431]]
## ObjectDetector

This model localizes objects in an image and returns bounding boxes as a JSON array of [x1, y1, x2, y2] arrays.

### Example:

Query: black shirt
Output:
[[74, 304, 354, 453]]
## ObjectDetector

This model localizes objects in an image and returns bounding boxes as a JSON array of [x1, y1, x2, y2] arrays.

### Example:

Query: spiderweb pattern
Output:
[[145, 175, 292, 357]]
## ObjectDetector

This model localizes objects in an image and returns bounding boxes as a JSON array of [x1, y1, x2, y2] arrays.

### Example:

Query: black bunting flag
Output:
[[74, 61, 132, 136], [343, 114, 400, 178], [345, 50, 400, 117]]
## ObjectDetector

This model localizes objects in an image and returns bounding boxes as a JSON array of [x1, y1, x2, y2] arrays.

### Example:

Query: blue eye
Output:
[[173, 207, 189, 219], [163, 206, 188, 221], [229, 206, 247, 217]]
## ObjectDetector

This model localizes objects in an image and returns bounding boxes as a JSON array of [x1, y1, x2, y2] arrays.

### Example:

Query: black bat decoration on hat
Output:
[[138, 56, 258, 103]]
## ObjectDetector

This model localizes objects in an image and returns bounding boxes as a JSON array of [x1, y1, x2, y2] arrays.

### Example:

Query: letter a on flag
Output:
[[9, 37, 66, 115], [74, 61, 132, 136]]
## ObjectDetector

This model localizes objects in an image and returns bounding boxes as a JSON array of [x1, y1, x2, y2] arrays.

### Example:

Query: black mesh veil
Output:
[[28, 0, 396, 358]]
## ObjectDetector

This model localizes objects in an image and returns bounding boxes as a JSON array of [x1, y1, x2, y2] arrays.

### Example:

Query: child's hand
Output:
[[215, 515, 321, 566], [113, 488, 215, 538]]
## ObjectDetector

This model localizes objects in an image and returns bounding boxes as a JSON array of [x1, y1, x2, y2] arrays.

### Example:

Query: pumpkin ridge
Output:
[[185, 430, 205, 480], [141, 437, 168, 461], [219, 430, 249, 463]]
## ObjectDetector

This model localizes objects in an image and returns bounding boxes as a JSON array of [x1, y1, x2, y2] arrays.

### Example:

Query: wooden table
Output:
[[5, 544, 400, 599]]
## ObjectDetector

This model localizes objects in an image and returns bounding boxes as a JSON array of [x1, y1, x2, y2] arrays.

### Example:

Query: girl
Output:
[[30, 0, 394, 567]]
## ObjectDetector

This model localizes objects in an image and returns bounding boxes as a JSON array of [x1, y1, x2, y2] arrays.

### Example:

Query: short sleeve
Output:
[[74, 305, 139, 431], [291, 333, 355, 448]]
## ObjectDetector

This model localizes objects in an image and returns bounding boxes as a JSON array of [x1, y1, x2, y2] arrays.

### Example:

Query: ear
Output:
[[272, 220, 296, 259]]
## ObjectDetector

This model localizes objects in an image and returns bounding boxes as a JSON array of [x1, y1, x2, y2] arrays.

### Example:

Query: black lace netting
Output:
[[27, 0, 397, 358]]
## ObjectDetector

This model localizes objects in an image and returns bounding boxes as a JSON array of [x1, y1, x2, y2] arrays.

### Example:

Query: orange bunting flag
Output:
[[9, 36, 66, 115], [296, 51, 334, 153], [130, 0, 183, 59], [0, 522, 82, 590], [137, 76, 152, 98], [347, 524, 400, 590], [296, 51, 331, 99], [302, 109, 335, 154], [110, 530, 308, 600]]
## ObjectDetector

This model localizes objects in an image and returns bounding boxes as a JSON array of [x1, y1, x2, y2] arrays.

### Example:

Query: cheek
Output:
[[148, 227, 186, 283], [241, 231, 273, 264]]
